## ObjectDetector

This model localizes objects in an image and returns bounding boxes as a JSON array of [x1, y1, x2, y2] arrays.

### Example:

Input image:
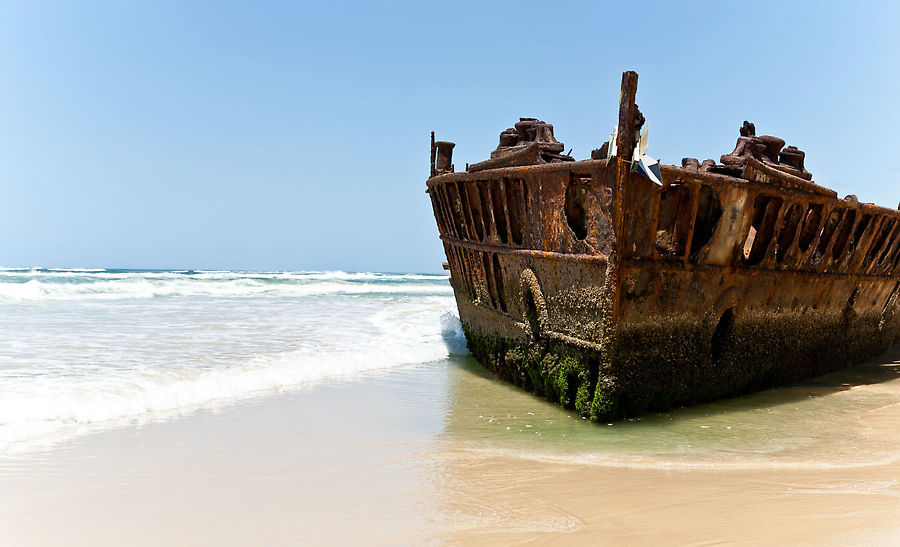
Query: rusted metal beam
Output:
[[612, 70, 640, 320]]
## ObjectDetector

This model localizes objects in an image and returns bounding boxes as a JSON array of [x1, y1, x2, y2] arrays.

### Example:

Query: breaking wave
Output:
[[0, 269, 452, 301], [0, 269, 464, 452]]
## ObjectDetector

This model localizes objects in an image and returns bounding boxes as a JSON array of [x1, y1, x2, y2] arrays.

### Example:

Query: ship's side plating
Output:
[[426, 73, 900, 420]]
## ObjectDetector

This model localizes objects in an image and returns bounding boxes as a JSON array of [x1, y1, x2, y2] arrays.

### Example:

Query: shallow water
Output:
[[442, 353, 900, 468]]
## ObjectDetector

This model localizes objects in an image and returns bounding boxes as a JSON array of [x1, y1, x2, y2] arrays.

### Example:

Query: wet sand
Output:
[[436, 443, 900, 545], [3, 348, 900, 545]]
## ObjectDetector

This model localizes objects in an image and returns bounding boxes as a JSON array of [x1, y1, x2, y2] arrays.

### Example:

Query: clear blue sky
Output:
[[1, 1, 897, 272]]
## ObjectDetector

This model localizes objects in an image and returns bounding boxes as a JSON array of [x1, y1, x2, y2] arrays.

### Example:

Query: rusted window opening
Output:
[[459, 182, 482, 241], [689, 185, 723, 262], [519, 180, 531, 245], [867, 217, 894, 264], [477, 182, 495, 241], [453, 184, 470, 240], [672, 185, 694, 257], [440, 186, 460, 239], [450, 184, 466, 238], [775, 203, 803, 264], [875, 222, 899, 266], [492, 253, 507, 312], [797, 203, 823, 253], [438, 188, 457, 238], [505, 178, 524, 246], [814, 208, 842, 261], [656, 183, 691, 257], [655, 183, 680, 256], [830, 209, 855, 261], [445, 184, 469, 239], [743, 195, 782, 265], [847, 213, 873, 258], [456, 182, 479, 241], [465, 182, 485, 241], [565, 175, 590, 241], [682, 185, 702, 260], [491, 181, 509, 244]]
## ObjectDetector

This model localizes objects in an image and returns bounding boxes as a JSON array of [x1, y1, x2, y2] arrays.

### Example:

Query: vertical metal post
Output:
[[612, 71, 639, 319]]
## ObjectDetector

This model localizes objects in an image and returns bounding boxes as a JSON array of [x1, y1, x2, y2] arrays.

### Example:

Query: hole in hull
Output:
[[464, 182, 485, 241], [491, 183, 508, 244], [689, 185, 723, 262], [505, 178, 524, 246], [797, 204, 823, 252], [815, 208, 842, 260], [655, 183, 689, 256], [831, 209, 855, 261], [847, 213, 873, 257], [565, 177, 590, 241], [743, 195, 782, 265], [867, 219, 894, 264], [775, 204, 803, 263]]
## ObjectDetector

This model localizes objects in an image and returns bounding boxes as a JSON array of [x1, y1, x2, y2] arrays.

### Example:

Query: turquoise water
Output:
[[441, 353, 900, 467]]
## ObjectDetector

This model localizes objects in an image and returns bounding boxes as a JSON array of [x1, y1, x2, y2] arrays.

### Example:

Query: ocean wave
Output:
[[0, 268, 448, 279], [0, 296, 466, 451], [0, 271, 452, 301], [0, 267, 105, 273]]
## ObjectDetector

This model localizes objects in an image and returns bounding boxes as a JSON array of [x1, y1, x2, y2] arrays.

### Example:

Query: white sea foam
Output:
[[0, 270, 463, 452], [0, 278, 452, 300], [0, 270, 451, 301]]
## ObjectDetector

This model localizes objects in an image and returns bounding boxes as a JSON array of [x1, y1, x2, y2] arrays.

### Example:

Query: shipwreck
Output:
[[426, 71, 900, 421]]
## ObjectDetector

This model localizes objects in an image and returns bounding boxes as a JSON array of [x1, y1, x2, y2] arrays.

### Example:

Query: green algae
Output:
[[464, 328, 596, 418], [463, 306, 900, 423]]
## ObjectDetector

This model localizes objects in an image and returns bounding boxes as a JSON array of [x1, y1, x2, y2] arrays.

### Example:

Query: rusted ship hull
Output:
[[426, 72, 900, 420]]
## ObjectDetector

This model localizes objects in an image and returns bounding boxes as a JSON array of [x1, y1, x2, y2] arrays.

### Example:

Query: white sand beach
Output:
[[3, 347, 900, 545]]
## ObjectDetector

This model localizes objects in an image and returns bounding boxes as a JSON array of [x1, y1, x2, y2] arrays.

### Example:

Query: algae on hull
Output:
[[465, 307, 898, 421]]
